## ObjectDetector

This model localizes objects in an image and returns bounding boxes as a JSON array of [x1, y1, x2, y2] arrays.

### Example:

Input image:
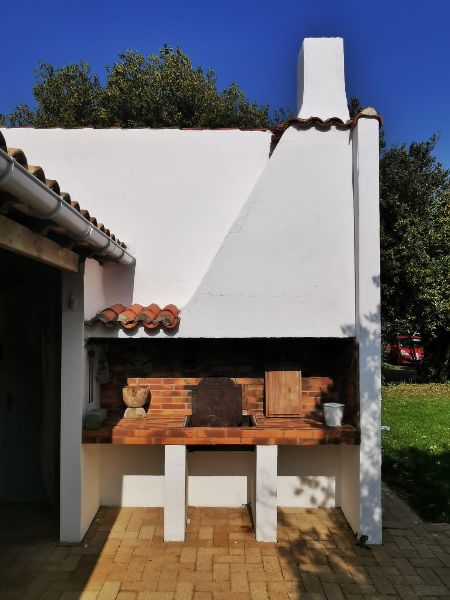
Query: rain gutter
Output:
[[0, 148, 135, 265]]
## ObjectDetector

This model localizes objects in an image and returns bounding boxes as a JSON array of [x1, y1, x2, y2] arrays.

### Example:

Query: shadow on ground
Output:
[[382, 363, 418, 383], [383, 447, 450, 523]]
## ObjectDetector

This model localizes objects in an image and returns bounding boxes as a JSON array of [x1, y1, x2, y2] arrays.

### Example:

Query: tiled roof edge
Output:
[[0, 129, 127, 249], [86, 303, 180, 331], [270, 108, 384, 148]]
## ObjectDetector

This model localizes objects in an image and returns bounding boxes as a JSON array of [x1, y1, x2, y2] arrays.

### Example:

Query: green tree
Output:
[[0, 47, 286, 129], [3, 62, 101, 128], [380, 136, 450, 379], [347, 95, 363, 119]]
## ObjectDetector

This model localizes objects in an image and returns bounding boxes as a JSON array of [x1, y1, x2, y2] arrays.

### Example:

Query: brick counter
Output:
[[82, 414, 360, 445]]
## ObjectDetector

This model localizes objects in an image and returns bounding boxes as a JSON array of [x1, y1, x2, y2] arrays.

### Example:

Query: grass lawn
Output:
[[382, 383, 450, 522]]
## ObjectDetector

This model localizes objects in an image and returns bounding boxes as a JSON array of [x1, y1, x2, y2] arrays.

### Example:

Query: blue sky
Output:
[[2, 0, 450, 166]]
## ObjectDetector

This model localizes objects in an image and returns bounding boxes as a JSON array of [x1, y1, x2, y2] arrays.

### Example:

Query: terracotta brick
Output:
[[128, 378, 163, 385]]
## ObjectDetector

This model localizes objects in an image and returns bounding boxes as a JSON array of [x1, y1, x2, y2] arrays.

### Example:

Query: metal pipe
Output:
[[0, 149, 135, 266]]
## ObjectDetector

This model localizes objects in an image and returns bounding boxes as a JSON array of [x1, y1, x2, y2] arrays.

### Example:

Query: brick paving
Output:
[[0, 486, 449, 599]]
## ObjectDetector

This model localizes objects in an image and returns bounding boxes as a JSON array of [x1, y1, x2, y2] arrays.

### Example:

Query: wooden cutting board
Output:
[[265, 370, 302, 417]]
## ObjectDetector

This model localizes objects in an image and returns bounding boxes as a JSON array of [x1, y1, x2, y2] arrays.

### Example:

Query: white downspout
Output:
[[0, 149, 135, 266]]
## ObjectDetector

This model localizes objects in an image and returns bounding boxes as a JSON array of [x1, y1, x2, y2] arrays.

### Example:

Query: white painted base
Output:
[[339, 445, 360, 534], [278, 446, 342, 508], [99, 445, 164, 507], [188, 450, 252, 507], [254, 446, 278, 542], [80, 445, 100, 538], [164, 445, 187, 542], [74, 444, 367, 544]]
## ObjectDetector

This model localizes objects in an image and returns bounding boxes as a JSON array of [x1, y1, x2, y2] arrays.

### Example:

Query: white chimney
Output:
[[297, 37, 349, 121]]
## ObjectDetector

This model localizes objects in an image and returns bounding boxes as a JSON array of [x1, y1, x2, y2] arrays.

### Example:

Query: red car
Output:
[[387, 334, 424, 365]]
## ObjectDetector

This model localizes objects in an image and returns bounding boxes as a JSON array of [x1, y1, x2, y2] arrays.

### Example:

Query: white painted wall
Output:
[[339, 445, 360, 534], [181, 126, 355, 338], [80, 445, 100, 535], [86, 446, 357, 512], [84, 258, 136, 318], [278, 446, 341, 508], [2, 123, 355, 339], [81, 123, 356, 339], [188, 450, 252, 507], [1, 127, 270, 312], [98, 445, 164, 506]]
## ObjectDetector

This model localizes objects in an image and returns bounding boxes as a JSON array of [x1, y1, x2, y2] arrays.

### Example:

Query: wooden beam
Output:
[[0, 215, 79, 272]]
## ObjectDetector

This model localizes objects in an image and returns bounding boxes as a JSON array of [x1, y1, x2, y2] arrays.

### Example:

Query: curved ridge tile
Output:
[[271, 109, 383, 148]]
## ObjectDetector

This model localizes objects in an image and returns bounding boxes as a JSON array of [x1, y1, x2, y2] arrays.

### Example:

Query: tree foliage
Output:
[[0, 47, 286, 129], [380, 136, 450, 378]]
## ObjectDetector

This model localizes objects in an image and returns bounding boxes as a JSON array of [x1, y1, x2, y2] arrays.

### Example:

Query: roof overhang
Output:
[[0, 133, 135, 266]]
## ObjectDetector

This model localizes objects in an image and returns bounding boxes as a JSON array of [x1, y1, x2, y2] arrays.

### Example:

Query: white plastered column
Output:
[[254, 445, 278, 542], [60, 268, 85, 542], [353, 113, 382, 544], [164, 445, 187, 541]]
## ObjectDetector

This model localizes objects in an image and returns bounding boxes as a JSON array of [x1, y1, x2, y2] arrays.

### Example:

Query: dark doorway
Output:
[[0, 249, 61, 541]]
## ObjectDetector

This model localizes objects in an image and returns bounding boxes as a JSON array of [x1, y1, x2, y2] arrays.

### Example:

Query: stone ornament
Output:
[[122, 381, 149, 419]]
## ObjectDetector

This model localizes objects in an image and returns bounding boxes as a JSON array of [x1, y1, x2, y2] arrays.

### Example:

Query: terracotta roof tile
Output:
[[28, 164, 46, 181], [88, 303, 126, 326], [45, 179, 60, 194], [151, 304, 180, 330], [86, 303, 180, 331], [0, 130, 128, 251], [7, 147, 27, 166], [135, 303, 161, 327], [117, 303, 144, 329]]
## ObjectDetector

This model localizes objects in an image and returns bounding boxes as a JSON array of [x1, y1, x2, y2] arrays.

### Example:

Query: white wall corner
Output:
[[297, 37, 350, 121], [353, 116, 382, 544]]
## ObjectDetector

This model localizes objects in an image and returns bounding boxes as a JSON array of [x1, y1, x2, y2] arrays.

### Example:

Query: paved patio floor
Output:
[[0, 485, 449, 599]]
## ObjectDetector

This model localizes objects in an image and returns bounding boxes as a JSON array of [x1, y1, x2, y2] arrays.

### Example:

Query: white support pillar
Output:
[[254, 445, 278, 542], [164, 445, 187, 541], [60, 269, 85, 542], [353, 111, 382, 544]]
